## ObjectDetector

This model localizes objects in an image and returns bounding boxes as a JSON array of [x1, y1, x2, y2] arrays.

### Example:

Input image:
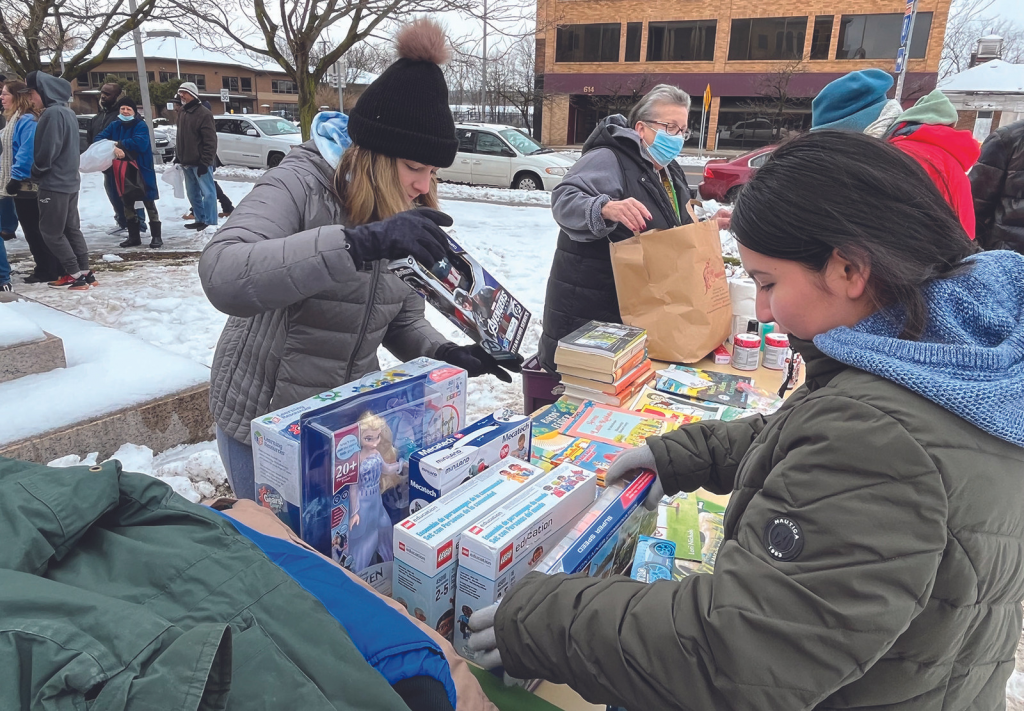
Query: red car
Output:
[[698, 145, 776, 202]]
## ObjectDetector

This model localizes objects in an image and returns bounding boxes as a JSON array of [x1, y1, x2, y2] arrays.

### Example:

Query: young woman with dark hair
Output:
[[468, 130, 1024, 710]]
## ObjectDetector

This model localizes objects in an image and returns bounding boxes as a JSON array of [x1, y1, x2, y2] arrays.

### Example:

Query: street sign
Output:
[[895, 46, 906, 73], [900, 13, 912, 45], [703, 84, 712, 112], [220, 88, 230, 103]]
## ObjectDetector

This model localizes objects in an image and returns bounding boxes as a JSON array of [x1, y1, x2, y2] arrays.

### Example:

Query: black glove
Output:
[[5, 179, 21, 196], [344, 208, 453, 267], [197, 164, 208, 176], [435, 343, 523, 383]]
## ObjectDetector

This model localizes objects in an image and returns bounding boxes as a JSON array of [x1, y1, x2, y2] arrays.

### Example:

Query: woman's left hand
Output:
[[114, 147, 125, 159], [712, 207, 732, 230]]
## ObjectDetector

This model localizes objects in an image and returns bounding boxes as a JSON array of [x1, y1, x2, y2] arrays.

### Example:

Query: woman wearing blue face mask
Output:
[[539, 84, 694, 373]]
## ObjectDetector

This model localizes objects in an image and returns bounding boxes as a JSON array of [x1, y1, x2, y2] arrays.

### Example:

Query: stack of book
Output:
[[555, 322, 654, 406]]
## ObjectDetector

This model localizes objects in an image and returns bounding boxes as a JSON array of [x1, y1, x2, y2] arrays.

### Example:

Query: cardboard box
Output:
[[538, 472, 658, 578], [459, 463, 597, 579], [392, 458, 546, 638], [408, 410, 532, 511], [388, 234, 530, 361], [454, 517, 579, 660]]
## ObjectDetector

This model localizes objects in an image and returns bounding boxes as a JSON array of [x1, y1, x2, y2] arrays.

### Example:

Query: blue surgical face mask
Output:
[[642, 127, 684, 167], [118, 113, 134, 122]]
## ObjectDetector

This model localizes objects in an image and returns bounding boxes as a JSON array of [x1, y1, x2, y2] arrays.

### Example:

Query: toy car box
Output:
[[408, 410, 532, 511], [537, 472, 658, 578], [393, 458, 546, 639], [251, 358, 466, 537], [388, 233, 530, 362], [294, 360, 466, 593], [630, 536, 677, 583]]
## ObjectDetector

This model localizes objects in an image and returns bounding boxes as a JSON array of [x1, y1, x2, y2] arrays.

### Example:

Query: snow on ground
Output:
[[0, 302, 46, 348], [154, 162, 269, 182], [438, 182, 552, 206]]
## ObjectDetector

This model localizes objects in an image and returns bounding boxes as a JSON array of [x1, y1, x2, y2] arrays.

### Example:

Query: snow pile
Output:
[[0, 301, 210, 446], [101, 254, 124, 263], [676, 155, 712, 166], [0, 302, 46, 348], [1008, 670, 1024, 711], [47, 440, 229, 504], [438, 182, 552, 206], [155, 163, 267, 181]]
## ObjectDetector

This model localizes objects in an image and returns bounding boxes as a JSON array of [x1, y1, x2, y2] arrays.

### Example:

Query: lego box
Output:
[[459, 463, 598, 579], [392, 458, 546, 638], [408, 410, 532, 511], [388, 233, 530, 362]]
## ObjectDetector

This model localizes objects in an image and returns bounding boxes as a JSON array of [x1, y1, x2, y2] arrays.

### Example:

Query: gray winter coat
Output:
[[30, 73, 80, 193], [199, 140, 448, 443]]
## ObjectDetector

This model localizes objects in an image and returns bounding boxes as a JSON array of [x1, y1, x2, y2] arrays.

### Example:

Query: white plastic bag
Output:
[[161, 163, 185, 199], [80, 139, 116, 173]]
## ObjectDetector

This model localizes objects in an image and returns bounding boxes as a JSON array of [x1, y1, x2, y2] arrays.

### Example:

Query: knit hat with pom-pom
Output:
[[347, 19, 458, 168]]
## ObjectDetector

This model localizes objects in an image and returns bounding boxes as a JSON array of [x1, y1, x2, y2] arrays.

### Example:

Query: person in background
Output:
[[198, 20, 520, 500], [468, 130, 1024, 710], [6, 72, 92, 290], [1, 80, 60, 284], [95, 97, 162, 248], [89, 82, 146, 237], [0, 73, 16, 245], [811, 69, 979, 237], [538, 84, 694, 373], [970, 117, 1024, 253], [174, 83, 218, 231]]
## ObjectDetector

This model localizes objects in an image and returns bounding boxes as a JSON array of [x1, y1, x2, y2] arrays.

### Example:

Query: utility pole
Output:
[[127, 0, 156, 152], [53, 6, 67, 75], [337, 56, 346, 111], [481, 0, 488, 121]]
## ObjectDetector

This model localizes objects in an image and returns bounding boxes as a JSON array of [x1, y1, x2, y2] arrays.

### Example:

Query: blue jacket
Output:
[[95, 116, 159, 201], [10, 113, 37, 181]]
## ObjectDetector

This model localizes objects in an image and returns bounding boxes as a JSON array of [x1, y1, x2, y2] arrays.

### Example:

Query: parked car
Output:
[[77, 114, 176, 163], [720, 119, 778, 143], [213, 115, 303, 168], [437, 123, 575, 191], [698, 145, 776, 202]]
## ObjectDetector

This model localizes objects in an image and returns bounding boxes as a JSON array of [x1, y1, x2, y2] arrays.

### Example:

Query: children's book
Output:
[[561, 401, 676, 448], [654, 366, 752, 409]]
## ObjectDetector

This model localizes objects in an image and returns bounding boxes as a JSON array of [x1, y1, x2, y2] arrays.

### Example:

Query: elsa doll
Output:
[[349, 413, 402, 572]]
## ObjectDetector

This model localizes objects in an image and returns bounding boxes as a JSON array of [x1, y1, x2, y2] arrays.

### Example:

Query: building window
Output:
[[810, 16, 834, 59], [272, 102, 298, 120], [272, 80, 299, 94], [89, 70, 154, 87], [836, 12, 932, 59], [241, 77, 252, 93], [625, 23, 642, 62], [555, 23, 621, 63], [728, 17, 807, 61], [223, 76, 239, 92], [647, 20, 717, 62]]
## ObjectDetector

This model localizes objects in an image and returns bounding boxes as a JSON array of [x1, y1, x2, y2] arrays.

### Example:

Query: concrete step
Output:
[[0, 332, 67, 384]]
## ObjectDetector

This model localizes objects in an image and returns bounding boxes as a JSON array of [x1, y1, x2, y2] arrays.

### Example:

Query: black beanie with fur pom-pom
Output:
[[347, 19, 458, 168]]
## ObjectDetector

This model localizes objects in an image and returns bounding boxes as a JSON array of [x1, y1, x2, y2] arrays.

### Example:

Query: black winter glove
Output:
[[5, 179, 21, 196], [344, 208, 453, 267], [435, 343, 523, 383], [197, 164, 208, 176]]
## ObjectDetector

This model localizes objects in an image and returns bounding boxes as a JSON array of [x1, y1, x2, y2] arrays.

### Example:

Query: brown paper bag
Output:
[[610, 205, 732, 363]]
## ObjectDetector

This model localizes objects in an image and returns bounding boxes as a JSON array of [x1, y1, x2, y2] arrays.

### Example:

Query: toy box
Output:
[[408, 410, 532, 511], [293, 360, 466, 593], [537, 472, 658, 578], [630, 536, 677, 583], [392, 458, 546, 639], [533, 436, 624, 486], [251, 358, 465, 534], [388, 234, 530, 362], [454, 517, 579, 660]]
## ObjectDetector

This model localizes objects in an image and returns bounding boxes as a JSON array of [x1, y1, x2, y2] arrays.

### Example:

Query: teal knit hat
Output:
[[812, 69, 895, 132]]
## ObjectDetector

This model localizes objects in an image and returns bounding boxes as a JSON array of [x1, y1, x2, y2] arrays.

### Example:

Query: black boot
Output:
[[148, 221, 163, 249], [119, 221, 142, 248]]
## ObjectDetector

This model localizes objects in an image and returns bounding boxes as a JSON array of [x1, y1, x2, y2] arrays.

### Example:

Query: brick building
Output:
[[535, 0, 952, 149]]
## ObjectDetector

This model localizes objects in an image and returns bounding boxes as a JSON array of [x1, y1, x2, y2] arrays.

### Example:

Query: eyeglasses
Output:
[[644, 120, 692, 141]]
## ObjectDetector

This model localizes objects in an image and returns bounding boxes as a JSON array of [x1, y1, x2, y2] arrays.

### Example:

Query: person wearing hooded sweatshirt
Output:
[[198, 20, 521, 501], [538, 84, 694, 373], [174, 82, 218, 231], [6, 72, 93, 290], [95, 96, 162, 248], [811, 70, 979, 238], [467, 130, 1024, 710]]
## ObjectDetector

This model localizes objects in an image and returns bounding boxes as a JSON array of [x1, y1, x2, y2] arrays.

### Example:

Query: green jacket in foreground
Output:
[[494, 344, 1024, 710], [0, 456, 409, 711]]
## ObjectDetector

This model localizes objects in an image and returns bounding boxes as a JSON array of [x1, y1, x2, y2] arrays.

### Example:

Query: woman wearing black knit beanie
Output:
[[199, 19, 520, 502]]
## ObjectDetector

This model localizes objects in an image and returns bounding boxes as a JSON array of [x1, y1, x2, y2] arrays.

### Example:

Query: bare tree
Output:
[[737, 59, 803, 138], [940, 0, 1024, 80], [0, 0, 165, 79], [487, 35, 536, 129], [170, 0, 477, 139]]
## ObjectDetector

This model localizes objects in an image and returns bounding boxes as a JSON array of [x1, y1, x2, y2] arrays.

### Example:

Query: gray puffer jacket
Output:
[[199, 140, 447, 443]]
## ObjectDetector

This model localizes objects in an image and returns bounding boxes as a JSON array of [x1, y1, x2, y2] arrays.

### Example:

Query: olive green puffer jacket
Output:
[[494, 343, 1024, 710]]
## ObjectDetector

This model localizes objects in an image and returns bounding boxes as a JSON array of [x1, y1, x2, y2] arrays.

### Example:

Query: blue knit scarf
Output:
[[814, 250, 1024, 447]]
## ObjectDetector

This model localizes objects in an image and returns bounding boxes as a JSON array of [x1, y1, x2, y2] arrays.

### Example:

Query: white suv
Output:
[[437, 123, 575, 191], [213, 115, 303, 168]]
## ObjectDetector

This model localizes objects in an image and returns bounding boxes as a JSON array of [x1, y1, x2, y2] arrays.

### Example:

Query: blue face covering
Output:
[[117, 113, 135, 122], [643, 128, 684, 167]]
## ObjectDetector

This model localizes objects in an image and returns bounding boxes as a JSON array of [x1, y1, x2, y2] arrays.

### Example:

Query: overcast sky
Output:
[[989, 0, 1024, 25]]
